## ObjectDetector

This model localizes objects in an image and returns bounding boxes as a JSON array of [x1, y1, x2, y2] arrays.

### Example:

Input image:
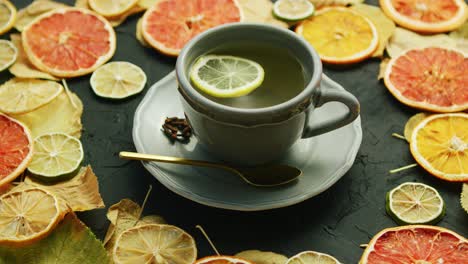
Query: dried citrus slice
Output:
[[273, 0, 315, 22], [359, 225, 468, 263], [195, 256, 253, 264], [380, 0, 468, 33], [403, 113, 429, 142], [0, 0, 16, 35], [410, 113, 468, 182], [0, 39, 17, 72], [14, 0, 68, 32], [287, 251, 342, 264], [113, 224, 197, 264], [0, 114, 33, 187], [386, 182, 445, 225], [28, 133, 84, 182], [90, 61, 147, 99], [384, 47, 467, 112], [0, 78, 63, 114], [22, 7, 116, 78], [190, 55, 265, 98], [295, 7, 378, 64], [89, 0, 138, 18], [0, 187, 64, 245], [141, 0, 242, 56]]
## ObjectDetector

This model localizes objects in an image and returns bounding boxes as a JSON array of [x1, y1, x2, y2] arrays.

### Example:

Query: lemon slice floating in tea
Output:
[[386, 182, 445, 225], [190, 55, 265, 98], [28, 133, 84, 182], [273, 0, 315, 22]]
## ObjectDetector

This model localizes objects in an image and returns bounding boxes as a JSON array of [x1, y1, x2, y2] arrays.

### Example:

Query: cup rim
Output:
[[176, 23, 322, 119]]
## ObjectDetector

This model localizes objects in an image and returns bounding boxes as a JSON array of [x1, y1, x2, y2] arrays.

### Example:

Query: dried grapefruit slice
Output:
[[195, 256, 253, 264], [295, 7, 378, 64], [380, 0, 468, 33], [384, 47, 467, 112], [0, 114, 33, 187], [359, 225, 468, 263], [410, 113, 468, 182], [22, 7, 116, 78], [141, 0, 242, 56], [0, 0, 16, 35]]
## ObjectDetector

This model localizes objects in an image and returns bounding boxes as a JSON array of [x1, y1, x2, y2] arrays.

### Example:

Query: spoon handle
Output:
[[119, 151, 237, 172]]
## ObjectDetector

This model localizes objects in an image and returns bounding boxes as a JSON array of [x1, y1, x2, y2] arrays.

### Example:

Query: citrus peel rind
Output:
[[410, 113, 468, 182], [22, 7, 116, 78]]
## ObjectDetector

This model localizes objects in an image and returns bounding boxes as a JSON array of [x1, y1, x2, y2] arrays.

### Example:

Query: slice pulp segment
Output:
[[0, 0, 16, 35], [22, 7, 116, 78], [142, 0, 242, 56], [0, 114, 33, 187], [384, 47, 467, 112], [0, 39, 17, 72], [359, 225, 468, 263]]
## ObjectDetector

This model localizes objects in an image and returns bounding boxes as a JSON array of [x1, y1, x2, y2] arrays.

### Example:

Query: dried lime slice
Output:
[[273, 0, 315, 22], [287, 251, 342, 264], [0, 39, 17, 72], [386, 182, 445, 225], [28, 133, 84, 181], [190, 55, 264, 98]]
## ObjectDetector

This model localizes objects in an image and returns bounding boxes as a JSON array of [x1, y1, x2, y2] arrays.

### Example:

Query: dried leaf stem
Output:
[[196, 225, 220, 256], [389, 163, 418, 174]]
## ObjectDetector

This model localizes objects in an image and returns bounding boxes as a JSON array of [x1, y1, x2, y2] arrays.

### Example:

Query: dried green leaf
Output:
[[236, 250, 288, 264], [404, 113, 429, 142], [308, 0, 364, 8], [462, 184, 468, 213], [237, 0, 288, 28], [386, 27, 459, 58], [15, 0, 68, 32], [350, 3, 395, 58], [377, 58, 390, 80], [0, 213, 110, 264], [24, 166, 105, 212]]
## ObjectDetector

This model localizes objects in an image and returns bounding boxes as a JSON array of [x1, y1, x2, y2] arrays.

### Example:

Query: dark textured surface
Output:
[[3, 0, 468, 262]]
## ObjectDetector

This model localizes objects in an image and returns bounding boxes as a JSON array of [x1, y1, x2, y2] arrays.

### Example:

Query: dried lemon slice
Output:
[[90, 61, 147, 99], [89, 0, 138, 18], [0, 0, 16, 35], [0, 78, 63, 114], [0, 187, 64, 245], [287, 251, 342, 264], [113, 224, 197, 264], [410, 113, 468, 182], [0, 39, 17, 72]]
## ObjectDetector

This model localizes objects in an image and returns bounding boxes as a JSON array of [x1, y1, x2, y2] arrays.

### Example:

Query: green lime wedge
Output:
[[189, 55, 265, 98], [28, 133, 84, 182], [273, 0, 315, 22], [386, 182, 445, 225]]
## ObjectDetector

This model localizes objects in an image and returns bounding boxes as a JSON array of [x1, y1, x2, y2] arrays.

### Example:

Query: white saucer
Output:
[[133, 71, 362, 211]]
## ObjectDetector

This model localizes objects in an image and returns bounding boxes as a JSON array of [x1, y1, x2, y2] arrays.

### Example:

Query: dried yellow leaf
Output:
[[350, 3, 395, 58], [237, 0, 288, 28], [462, 184, 468, 213], [386, 27, 459, 58], [11, 89, 83, 138], [377, 58, 390, 80], [236, 250, 288, 264], [9, 34, 58, 81], [136, 18, 149, 47], [404, 113, 429, 143], [24, 166, 105, 212], [308, 0, 364, 8], [15, 0, 68, 32]]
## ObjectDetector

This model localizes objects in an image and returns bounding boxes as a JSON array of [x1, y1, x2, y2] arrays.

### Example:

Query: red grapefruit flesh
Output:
[[0, 114, 33, 187], [142, 0, 242, 56], [22, 8, 116, 78], [384, 47, 468, 113], [360, 225, 468, 263]]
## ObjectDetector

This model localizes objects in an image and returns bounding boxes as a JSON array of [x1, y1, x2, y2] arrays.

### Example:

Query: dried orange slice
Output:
[[360, 225, 468, 263], [0, 114, 33, 187], [113, 224, 197, 264], [384, 47, 467, 112], [295, 7, 378, 64], [0, 187, 64, 246], [22, 7, 116, 78], [89, 0, 139, 18], [195, 256, 253, 264], [410, 113, 468, 182], [0, 0, 16, 35], [380, 0, 468, 33], [141, 0, 242, 56]]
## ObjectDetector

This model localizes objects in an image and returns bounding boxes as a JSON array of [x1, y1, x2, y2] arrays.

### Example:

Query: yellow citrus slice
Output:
[[286, 251, 342, 264], [195, 256, 253, 264], [0, 0, 16, 35], [0, 78, 63, 114], [380, 0, 468, 33], [0, 187, 64, 246], [113, 224, 197, 264], [296, 7, 378, 64], [0, 39, 17, 72], [90, 61, 147, 99], [89, 0, 139, 18], [410, 113, 468, 182]]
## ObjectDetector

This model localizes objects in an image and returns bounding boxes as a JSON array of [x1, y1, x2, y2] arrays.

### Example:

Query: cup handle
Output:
[[302, 79, 360, 138]]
